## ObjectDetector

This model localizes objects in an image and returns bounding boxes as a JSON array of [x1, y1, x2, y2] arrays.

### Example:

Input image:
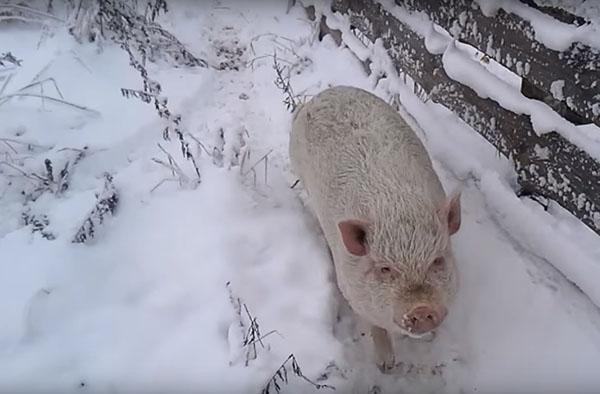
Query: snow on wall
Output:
[[477, 0, 600, 51], [377, 0, 600, 160]]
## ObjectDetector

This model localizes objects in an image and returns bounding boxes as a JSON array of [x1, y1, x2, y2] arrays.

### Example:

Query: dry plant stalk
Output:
[[261, 354, 335, 394]]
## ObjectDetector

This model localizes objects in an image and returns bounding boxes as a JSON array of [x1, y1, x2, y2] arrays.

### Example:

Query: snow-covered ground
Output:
[[2, 1, 600, 393]]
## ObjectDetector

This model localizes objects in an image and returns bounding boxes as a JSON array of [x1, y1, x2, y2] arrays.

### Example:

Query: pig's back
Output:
[[290, 86, 445, 228]]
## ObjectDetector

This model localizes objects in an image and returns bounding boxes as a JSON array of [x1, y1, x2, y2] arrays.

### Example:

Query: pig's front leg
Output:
[[371, 325, 395, 373]]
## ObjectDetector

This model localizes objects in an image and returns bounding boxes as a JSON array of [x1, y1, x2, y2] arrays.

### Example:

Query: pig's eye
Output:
[[380, 266, 391, 274], [431, 257, 445, 268]]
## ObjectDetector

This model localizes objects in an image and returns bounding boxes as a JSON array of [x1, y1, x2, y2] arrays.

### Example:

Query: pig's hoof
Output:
[[377, 356, 396, 374]]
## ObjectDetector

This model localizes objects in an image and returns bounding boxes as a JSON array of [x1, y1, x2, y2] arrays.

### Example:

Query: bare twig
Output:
[[69, 50, 93, 74], [0, 73, 15, 97], [157, 143, 182, 171], [151, 157, 186, 184], [273, 52, 298, 113], [239, 148, 250, 174], [151, 143, 200, 189], [252, 330, 281, 345], [0, 4, 65, 23], [226, 282, 281, 367], [247, 54, 294, 71], [242, 303, 265, 365], [119, 51, 202, 182], [242, 149, 273, 185], [22, 211, 55, 240], [72, 173, 118, 244], [0, 161, 39, 182], [120, 88, 156, 103], [0, 138, 52, 152], [226, 281, 245, 356], [92, 0, 206, 66], [0, 93, 100, 115], [1, 139, 18, 154], [28, 59, 55, 86], [186, 132, 212, 156], [17, 78, 64, 99], [150, 177, 178, 193], [0, 52, 23, 68], [242, 149, 273, 175], [0, 15, 47, 24], [55, 148, 87, 195], [261, 354, 335, 394], [250, 33, 297, 48]]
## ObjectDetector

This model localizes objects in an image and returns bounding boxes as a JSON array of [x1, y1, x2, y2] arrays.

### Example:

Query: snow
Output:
[[377, 0, 600, 162], [538, 0, 600, 22], [2, 1, 600, 393], [441, 40, 600, 157], [551, 79, 566, 100], [477, 0, 600, 51], [424, 23, 451, 55]]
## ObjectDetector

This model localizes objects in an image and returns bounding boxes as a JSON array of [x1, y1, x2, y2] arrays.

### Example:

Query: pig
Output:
[[289, 86, 461, 371]]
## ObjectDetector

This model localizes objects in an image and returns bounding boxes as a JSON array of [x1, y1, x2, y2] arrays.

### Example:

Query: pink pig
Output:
[[289, 86, 461, 370]]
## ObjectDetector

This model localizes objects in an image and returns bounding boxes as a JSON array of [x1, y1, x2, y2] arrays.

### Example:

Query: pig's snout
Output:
[[398, 305, 447, 335]]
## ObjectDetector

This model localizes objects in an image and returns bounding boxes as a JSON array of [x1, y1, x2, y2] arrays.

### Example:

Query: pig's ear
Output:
[[338, 220, 369, 256], [439, 193, 461, 235]]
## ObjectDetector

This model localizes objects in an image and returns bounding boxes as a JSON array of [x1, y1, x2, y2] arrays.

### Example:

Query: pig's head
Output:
[[337, 193, 461, 337]]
